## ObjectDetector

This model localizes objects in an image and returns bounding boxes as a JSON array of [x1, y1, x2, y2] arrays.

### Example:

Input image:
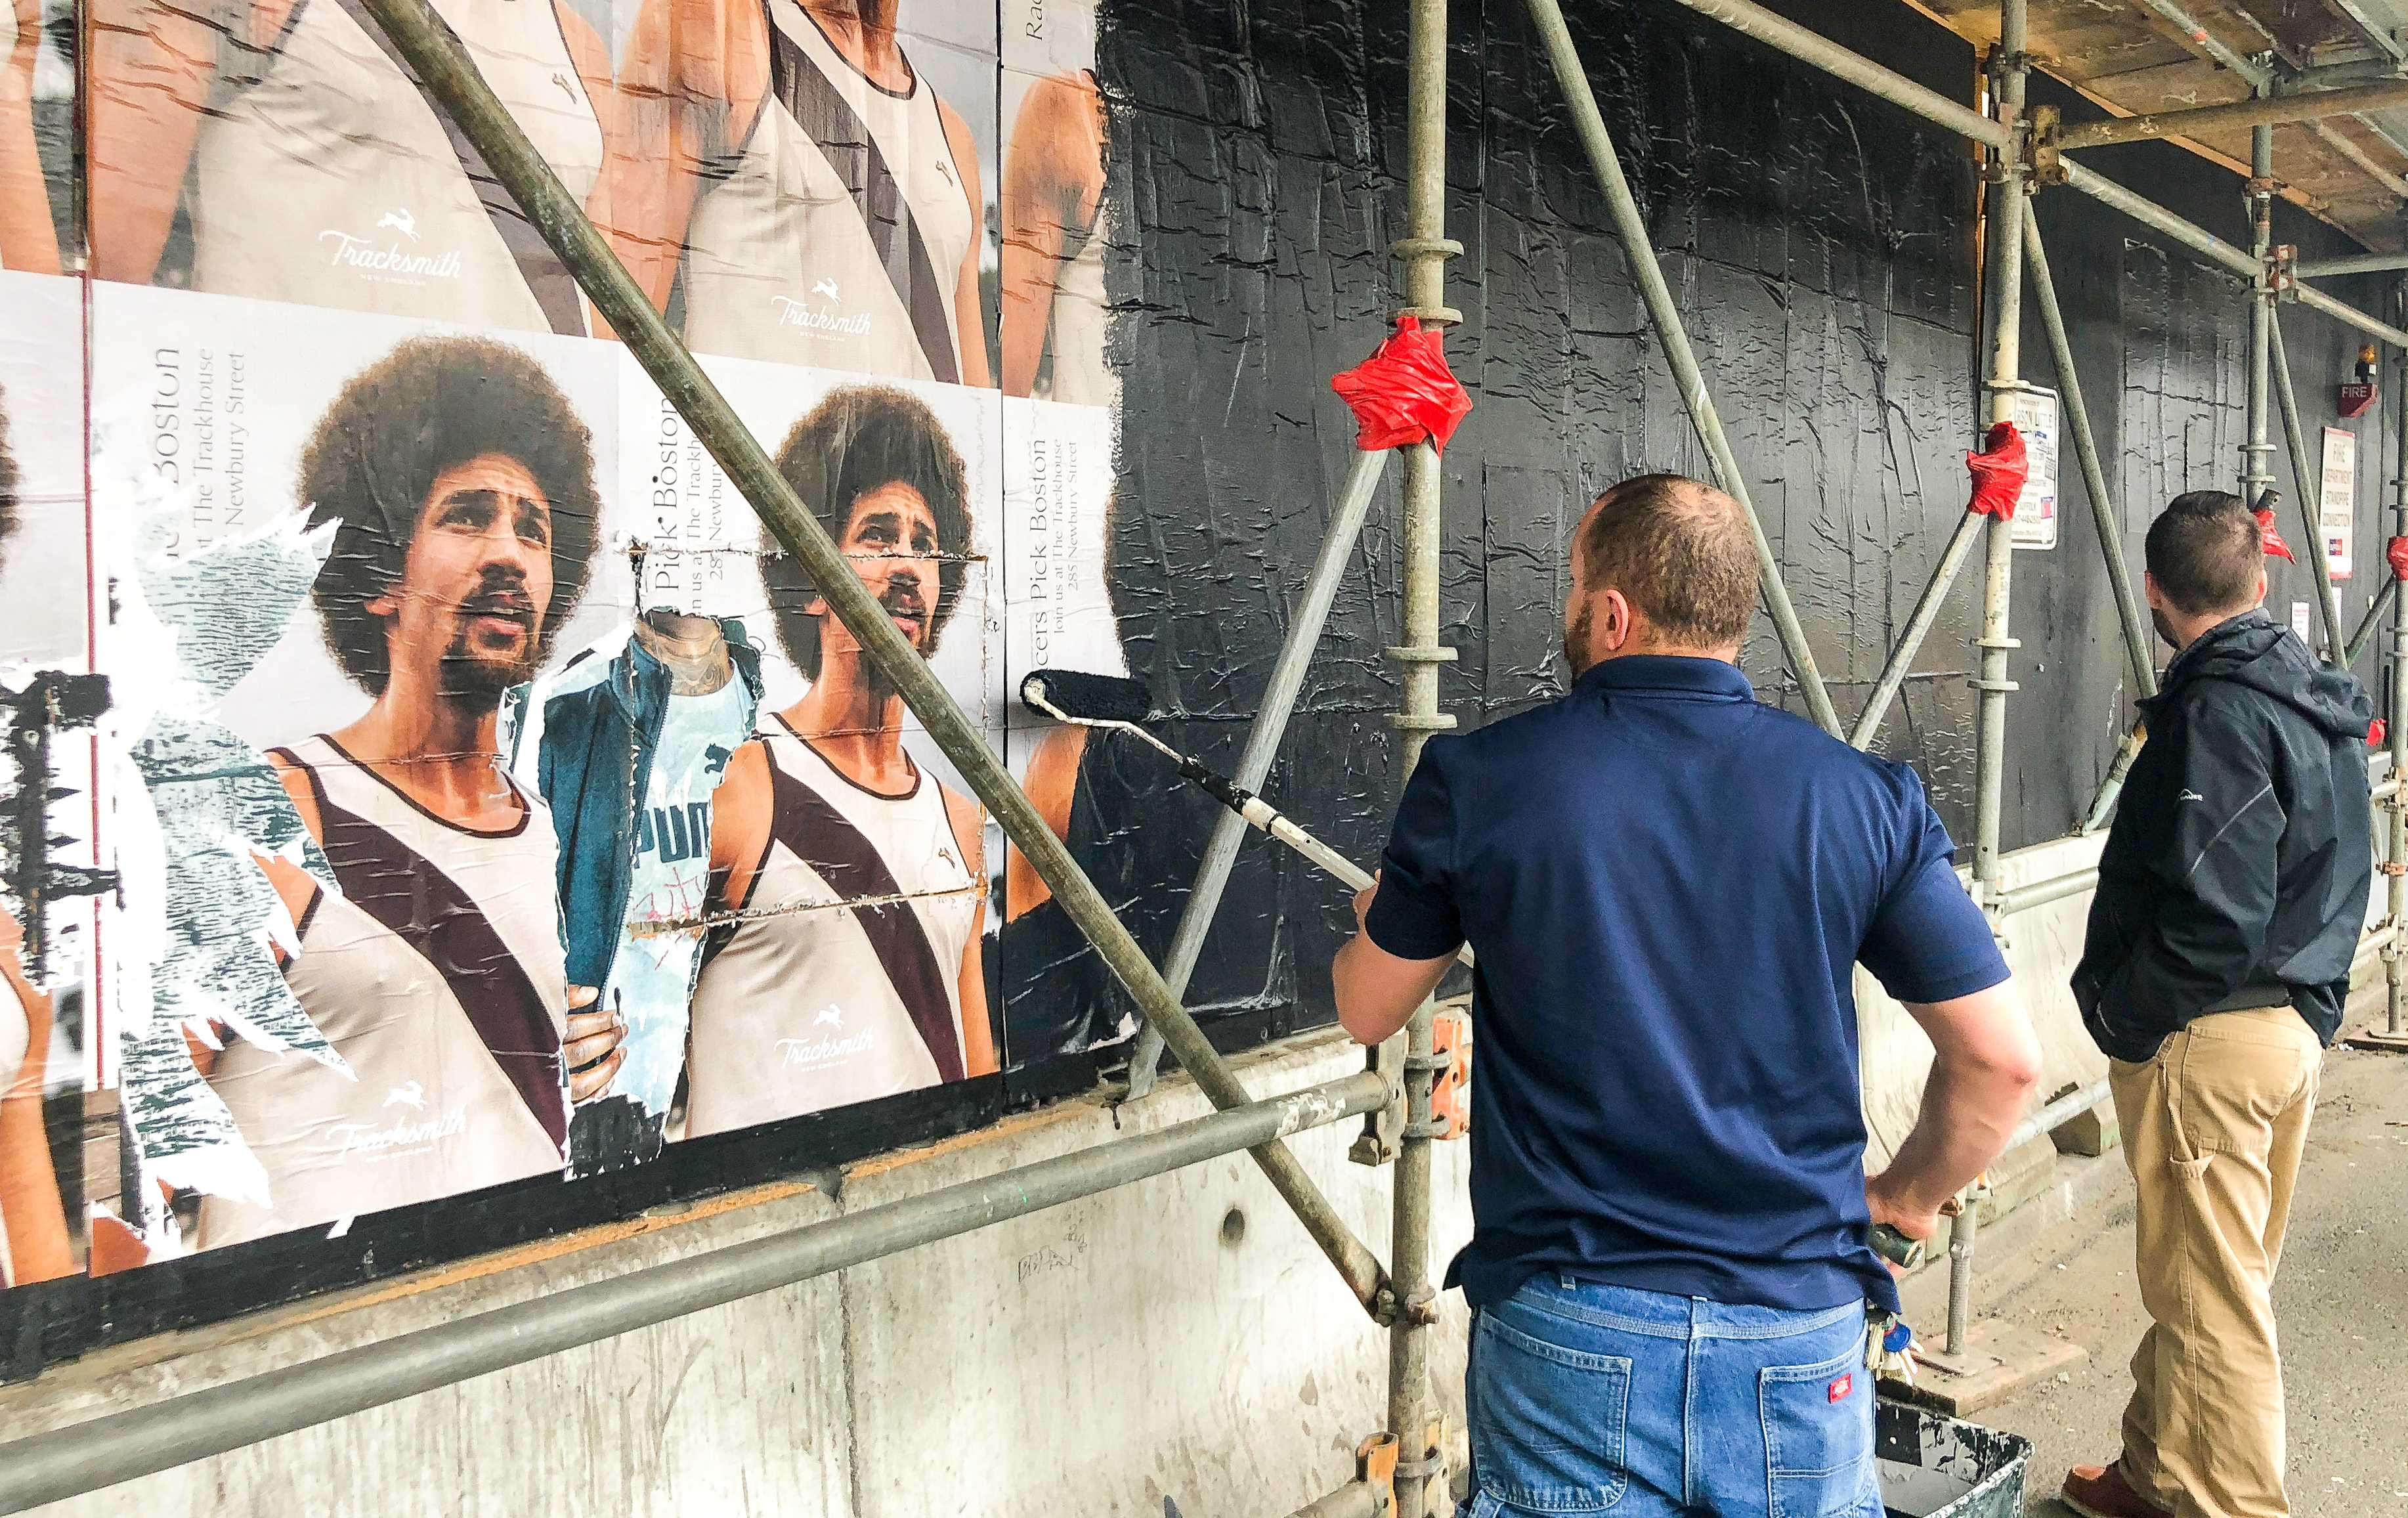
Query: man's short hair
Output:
[[2146, 490, 2262, 617], [1576, 473, 1760, 649], [762, 384, 972, 678], [298, 337, 599, 695], [0, 383, 18, 573]]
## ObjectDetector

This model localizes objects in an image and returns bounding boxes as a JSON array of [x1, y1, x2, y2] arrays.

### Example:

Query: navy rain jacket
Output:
[[2074, 611, 2373, 1062]]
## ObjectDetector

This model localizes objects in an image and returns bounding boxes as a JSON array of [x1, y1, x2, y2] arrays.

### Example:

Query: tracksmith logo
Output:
[[320, 207, 465, 286], [775, 1005, 874, 1068], [770, 285, 872, 341], [324, 1106, 469, 1161]]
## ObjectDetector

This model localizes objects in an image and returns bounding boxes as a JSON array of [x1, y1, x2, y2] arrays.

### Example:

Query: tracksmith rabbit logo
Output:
[[320, 207, 465, 285], [775, 1005, 874, 1068], [771, 276, 872, 341]]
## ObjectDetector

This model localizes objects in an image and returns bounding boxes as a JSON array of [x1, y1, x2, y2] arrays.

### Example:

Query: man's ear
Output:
[[2141, 571, 2164, 613], [2250, 567, 2269, 608], [1599, 587, 1636, 654]]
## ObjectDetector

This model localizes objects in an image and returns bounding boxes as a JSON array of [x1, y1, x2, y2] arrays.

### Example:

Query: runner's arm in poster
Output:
[[602, 0, 760, 318], [707, 737, 773, 911], [0, 0, 58, 274], [942, 786, 997, 1075], [1002, 720, 1083, 922], [0, 909, 72, 1284], [87, 0, 280, 282], [998, 70, 1102, 400], [553, 0, 628, 335], [934, 97, 990, 389]]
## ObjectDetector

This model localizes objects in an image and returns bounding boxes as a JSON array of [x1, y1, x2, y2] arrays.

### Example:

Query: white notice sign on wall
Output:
[[2321, 425, 2356, 582], [2008, 386, 2061, 552]]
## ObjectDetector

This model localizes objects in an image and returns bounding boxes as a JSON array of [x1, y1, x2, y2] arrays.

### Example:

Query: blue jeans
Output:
[[1459, 1275, 1879, 1517]]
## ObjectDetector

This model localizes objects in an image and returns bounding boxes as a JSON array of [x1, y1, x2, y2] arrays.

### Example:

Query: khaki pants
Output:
[[2111, 1007, 2324, 1518]]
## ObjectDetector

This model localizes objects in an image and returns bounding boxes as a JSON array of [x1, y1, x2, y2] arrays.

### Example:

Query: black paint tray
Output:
[[1875, 1399, 2031, 1518]]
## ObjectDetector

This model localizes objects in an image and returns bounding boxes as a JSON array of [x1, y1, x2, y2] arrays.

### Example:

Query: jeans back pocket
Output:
[[1757, 1339, 1875, 1518], [1471, 1309, 1631, 1513]]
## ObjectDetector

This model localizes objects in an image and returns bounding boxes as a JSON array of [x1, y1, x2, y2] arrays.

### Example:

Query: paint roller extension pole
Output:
[[1127, 446, 1390, 1097], [343, 0, 1390, 1313], [0, 1070, 1393, 1513], [1522, 0, 1845, 739], [2269, 313, 2347, 663], [1387, 0, 1453, 1507], [2025, 215, 2157, 699]]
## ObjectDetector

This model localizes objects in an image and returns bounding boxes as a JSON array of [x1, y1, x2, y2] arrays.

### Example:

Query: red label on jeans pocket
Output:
[[1828, 1374, 1853, 1403]]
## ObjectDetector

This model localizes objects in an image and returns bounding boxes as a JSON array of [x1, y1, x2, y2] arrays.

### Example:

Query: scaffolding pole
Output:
[[1849, 511, 1985, 749], [332, 0, 1391, 1315], [2053, 78, 2408, 149], [1945, 0, 2029, 1360], [1383, 3, 1455, 1510], [2387, 343, 2408, 1037], [1971, 5, 2029, 907], [1651, 0, 2401, 351], [1521, 0, 1844, 737], [2269, 313, 2349, 662], [2245, 124, 2279, 514], [2024, 215, 2158, 699], [1125, 447, 1392, 1098], [2352, 575, 2399, 664]]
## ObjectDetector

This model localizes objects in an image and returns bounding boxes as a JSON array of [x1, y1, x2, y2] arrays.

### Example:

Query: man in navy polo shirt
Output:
[[1335, 474, 2042, 1518]]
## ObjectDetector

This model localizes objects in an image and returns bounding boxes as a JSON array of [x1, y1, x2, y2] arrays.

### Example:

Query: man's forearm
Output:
[[1876, 1051, 2034, 1219]]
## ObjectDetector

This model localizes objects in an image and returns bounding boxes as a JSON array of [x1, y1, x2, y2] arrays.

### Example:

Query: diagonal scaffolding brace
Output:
[[1520, 0, 1846, 739]]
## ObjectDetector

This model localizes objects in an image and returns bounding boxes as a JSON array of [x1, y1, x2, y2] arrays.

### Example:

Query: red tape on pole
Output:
[[1331, 315, 1473, 452], [2255, 505, 2294, 562], [1964, 421, 2028, 520]]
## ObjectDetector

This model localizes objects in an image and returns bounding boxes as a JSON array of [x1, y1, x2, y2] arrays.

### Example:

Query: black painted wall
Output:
[[1088, 0, 2403, 1034]]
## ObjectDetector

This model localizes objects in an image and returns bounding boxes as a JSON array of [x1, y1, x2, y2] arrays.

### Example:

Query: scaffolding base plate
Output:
[[1883, 1320, 2086, 1418], [2344, 1022, 2408, 1053]]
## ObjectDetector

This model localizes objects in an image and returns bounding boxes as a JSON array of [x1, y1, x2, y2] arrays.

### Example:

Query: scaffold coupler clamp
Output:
[[2023, 103, 2066, 186], [1408, 1005, 1471, 1141], [1352, 1432, 1401, 1515], [2268, 242, 2298, 299], [1373, 1279, 1442, 1329], [1350, 1032, 1408, 1167], [1391, 1415, 1452, 1511]]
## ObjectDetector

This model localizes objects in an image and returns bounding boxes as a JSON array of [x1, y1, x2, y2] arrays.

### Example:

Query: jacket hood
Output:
[[2147, 611, 2373, 740]]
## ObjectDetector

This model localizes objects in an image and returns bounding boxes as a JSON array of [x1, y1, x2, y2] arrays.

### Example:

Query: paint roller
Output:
[[1020, 669, 1474, 971]]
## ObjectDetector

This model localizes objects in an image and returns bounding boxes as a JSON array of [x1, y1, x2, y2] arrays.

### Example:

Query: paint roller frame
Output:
[[1020, 670, 1474, 970]]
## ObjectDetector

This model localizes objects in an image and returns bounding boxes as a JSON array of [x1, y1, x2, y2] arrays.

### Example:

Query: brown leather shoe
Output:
[[2061, 1460, 2172, 1518]]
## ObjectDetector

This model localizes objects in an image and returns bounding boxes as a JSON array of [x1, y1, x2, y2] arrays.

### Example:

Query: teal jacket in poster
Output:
[[504, 618, 765, 991]]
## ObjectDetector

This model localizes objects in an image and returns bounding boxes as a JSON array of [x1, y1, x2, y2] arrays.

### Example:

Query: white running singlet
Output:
[[186, 0, 601, 331], [679, 0, 974, 380], [197, 735, 571, 1247], [685, 718, 978, 1135]]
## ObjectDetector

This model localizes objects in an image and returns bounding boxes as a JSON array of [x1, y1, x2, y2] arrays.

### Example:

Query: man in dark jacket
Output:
[[2063, 490, 2373, 1518]]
